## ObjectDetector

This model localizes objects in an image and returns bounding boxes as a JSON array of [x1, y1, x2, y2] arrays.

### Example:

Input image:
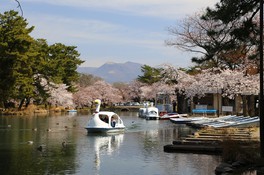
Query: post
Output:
[[218, 90, 220, 117], [259, 0, 264, 158]]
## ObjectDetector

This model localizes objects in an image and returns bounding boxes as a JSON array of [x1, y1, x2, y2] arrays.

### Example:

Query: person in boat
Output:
[[103, 116, 108, 123], [99, 115, 108, 123], [111, 118, 116, 127]]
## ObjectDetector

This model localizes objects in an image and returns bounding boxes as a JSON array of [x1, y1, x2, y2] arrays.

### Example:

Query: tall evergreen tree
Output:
[[0, 10, 35, 108], [0, 10, 84, 108], [48, 43, 83, 92], [137, 65, 161, 85]]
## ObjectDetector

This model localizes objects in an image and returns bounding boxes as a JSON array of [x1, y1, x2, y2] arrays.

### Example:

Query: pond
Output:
[[0, 111, 221, 175]]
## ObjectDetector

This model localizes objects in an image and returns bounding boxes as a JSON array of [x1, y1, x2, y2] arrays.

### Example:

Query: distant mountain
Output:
[[77, 61, 143, 83], [77, 67, 97, 74]]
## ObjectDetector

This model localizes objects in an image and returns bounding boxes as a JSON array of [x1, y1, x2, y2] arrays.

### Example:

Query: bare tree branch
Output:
[[15, 0, 23, 16]]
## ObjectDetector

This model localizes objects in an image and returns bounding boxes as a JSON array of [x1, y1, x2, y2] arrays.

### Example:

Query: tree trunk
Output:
[[0, 101, 4, 108], [177, 94, 186, 113], [25, 97, 31, 108], [18, 98, 25, 110], [247, 95, 256, 117], [242, 95, 248, 116]]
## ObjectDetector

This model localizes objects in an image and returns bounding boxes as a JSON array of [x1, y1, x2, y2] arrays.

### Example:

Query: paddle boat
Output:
[[85, 99, 125, 133], [138, 102, 159, 120]]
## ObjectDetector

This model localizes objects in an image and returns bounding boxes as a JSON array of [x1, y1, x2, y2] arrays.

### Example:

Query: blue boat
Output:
[[67, 109, 77, 112]]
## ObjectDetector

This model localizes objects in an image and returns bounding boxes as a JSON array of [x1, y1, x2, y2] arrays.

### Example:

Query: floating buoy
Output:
[[27, 141, 33, 144]]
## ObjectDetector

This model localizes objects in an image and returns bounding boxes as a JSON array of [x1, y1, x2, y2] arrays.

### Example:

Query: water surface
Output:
[[0, 112, 221, 175]]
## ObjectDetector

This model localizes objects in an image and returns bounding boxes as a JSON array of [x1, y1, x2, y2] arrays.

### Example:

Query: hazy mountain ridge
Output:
[[77, 61, 143, 83]]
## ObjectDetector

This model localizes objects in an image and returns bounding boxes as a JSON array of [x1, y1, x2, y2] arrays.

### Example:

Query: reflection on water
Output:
[[0, 112, 221, 175], [88, 133, 124, 172]]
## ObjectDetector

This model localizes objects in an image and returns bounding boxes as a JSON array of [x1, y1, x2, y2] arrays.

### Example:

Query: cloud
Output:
[[28, 13, 164, 49], [24, 0, 218, 19], [28, 13, 172, 67], [23, 0, 219, 48], [2, 0, 219, 67]]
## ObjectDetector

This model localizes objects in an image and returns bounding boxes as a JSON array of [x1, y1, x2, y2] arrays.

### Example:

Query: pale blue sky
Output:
[[1, 0, 218, 68]]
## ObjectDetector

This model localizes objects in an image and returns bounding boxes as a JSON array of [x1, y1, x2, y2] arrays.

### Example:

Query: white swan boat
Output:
[[138, 102, 159, 120], [85, 99, 125, 133]]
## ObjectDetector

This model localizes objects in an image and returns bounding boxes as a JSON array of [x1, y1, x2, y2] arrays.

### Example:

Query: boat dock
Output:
[[164, 127, 260, 154], [164, 140, 223, 154]]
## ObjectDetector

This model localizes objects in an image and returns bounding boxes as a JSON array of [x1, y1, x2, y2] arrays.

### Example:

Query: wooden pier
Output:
[[164, 140, 222, 154], [164, 127, 260, 154]]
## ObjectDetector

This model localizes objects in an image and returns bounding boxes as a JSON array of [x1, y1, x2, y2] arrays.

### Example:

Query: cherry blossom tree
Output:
[[159, 64, 195, 97], [46, 83, 74, 107], [127, 80, 144, 102], [71, 64, 259, 114], [185, 68, 225, 99], [72, 86, 95, 108], [112, 82, 131, 102], [140, 82, 175, 100], [187, 68, 259, 99], [73, 80, 123, 107], [92, 80, 123, 105], [154, 64, 259, 114]]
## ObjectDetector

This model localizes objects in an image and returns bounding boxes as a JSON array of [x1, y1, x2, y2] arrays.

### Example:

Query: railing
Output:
[[192, 109, 217, 115]]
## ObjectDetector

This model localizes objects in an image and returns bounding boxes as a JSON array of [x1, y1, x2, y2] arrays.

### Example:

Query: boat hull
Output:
[[85, 127, 125, 133], [159, 113, 188, 120], [170, 117, 206, 124], [145, 114, 159, 120]]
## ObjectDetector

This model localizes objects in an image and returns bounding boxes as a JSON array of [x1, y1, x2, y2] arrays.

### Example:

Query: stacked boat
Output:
[[170, 115, 260, 128], [194, 115, 259, 128]]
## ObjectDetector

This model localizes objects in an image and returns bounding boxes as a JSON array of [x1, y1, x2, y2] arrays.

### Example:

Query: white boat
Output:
[[207, 116, 259, 128], [85, 99, 125, 133], [188, 116, 228, 128], [159, 113, 188, 120], [188, 115, 260, 128], [170, 116, 207, 124], [138, 102, 159, 120]]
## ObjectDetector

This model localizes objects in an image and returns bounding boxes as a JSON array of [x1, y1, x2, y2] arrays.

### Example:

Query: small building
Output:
[[191, 93, 258, 117]]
